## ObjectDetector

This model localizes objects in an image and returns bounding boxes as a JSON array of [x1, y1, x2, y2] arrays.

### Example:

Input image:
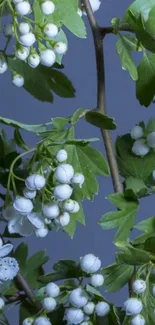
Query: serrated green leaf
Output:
[[51, 117, 69, 130], [116, 246, 150, 265], [116, 34, 138, 80], [135, 216, 155, 233], [0, 116, 46, 132], [104, 264, 134, 293], [126, 177, 148, 196], [84, 111, 117, 130]]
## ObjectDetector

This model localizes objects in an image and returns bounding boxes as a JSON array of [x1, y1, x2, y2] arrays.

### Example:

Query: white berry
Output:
[[83, 302, 95, 315], [0, 58, 7, 74], [19, 22, 30, 35], [35, 227, 48, 238], [15, 46, 30, 61], [13, 197, 33, 215], [54, 184, 73, 201], [15, 2, 31, 15], [28, 53, 40, 68], [124, 298, 143, 316], [25, 174, 46, 190], [23, 187, 36, 199], [0, 298, 5, 310], [54, 42, 67, 54], [95, 301, 110, 317], [64, 200, 80, 213], [91, 274, 104, 287], [55, 164, 74, 183], [40, 49, 56, 67], [45, 282, 60, 297], [132, 139, 150, 156], [132, 280, 146, 294], [19, 32, 35, 47], [72, 173, 85, 188], [69, 288, 88, 308], [131, 314, 145, 325], [12, 74, 24, 87], [130, 126, 143, 140], [41, 1, 55, 15], [65, 308, 84, 324], [55, 212, 70, 227], [4, 24, 13, 36], [44, 23, 58, 38], [43, 297, 57, 312], [56, 150, 68, 162], [34, 316, 52, 325], [147, 132, 155, 148], [80, 254, 101, 273], [43, 203, 60, 219]]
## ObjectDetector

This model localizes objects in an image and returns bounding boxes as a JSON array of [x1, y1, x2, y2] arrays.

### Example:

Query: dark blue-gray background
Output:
[[1, 0, 154, 321]]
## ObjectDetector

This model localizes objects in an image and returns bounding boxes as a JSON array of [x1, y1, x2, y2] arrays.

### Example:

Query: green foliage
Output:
[[99, 193, 139, 242], [0, 116, 46, 133], [84, 111, 117, 130], [102, 263, 134, 293]]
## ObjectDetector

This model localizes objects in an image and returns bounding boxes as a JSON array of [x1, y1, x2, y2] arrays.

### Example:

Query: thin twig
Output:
[[83, 0, 135, 295], [100, 25, 134, 37]]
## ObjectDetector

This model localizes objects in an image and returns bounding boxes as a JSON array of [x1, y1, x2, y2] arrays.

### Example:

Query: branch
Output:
[[100, 25, 134, 37], [83, 0, 134, 295]]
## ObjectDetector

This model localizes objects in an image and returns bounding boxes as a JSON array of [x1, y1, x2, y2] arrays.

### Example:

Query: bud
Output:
[[80, 254, 101, 273], [23, 187, 37, 199], [45, 282, 60, 297], [54, 184, 73, 201], [56, 149, 68, 162], [55, 164, 74, 183], [19, 32, 35, 47], [54, 42, 67, 55], [19, 22, 30, 34], [63, 200, 80, 213], [83, 302, 95, 315], [131, 314, 145, 325], [95, 301, 110, 317], [43, 203, 60, 219], [40, 49, 56, 67], [15, 1, 31, 15], [15, 46, 30, 61], [43, 297, 57, 312], [44, 218, 52, 224], [55, 212, 70, 227], [34, 316, 52, 325], [25, 174, 46, 190], [132, 139, 150, 156], [13, 197, 33, 215], [28, 53, 40, 68], [69, 288, 88, 308], [147, 132, 155, 148], [65, 308, 84, 324], [91, 274, 104, 287], [72, 173, 85, 188], [132, 279, 146, 294], [35, 227, 48, 238], [124, 298, 143, 316], [4, 24, 13, 36], [41, 0, 55, 15], [22, 318, 34, 325], [12, 74, 24, 87], [0, 57, 8, 74], [0, 298, 5, 310], [44, 23, 58, 38], [130, 126, 143, 140]]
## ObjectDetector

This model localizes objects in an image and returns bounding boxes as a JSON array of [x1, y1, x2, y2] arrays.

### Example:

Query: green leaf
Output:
[[99, 193, 139, 242], [145, 118, 155, 135], [14, 129, 29, 150], [48, 306, 65, 325], [104, 264, 134, 293], [71, 108, 86, 125], [86, 284, 104, 298], [135, 217, 155, 233], [136, 53, 155, 107], [0, 314, 10, 325], [19, 302, 36, 325], [144, 236, 155, 253], [8, 58, 75, 103], [51, 117, 69, 130], [84, 111, 117, 130], [0, 116, 46, 133], [117, 35, 142, 52], [14, 243, 28, 268], [39, 260, 83, 283], [116, 246, 150, 265], [125, 0, 155, 21], [116, 34, 138, 80], [126, 177, 148, 196]]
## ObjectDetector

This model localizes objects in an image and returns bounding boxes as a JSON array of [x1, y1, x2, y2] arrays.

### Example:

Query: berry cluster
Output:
[[130, 125, 155, 157], [23, 253, 108, 325], [2, 149, 85, 238]]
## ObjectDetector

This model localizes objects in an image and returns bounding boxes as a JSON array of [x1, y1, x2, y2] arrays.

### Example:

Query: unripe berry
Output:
[[28, 53, 40, 68], [72, 173, 85, 188], [34, 316, 52, 325], [0, 298, 5, 310], [19, 22, 30, 35], [132, 279, 146, 294], [64, 200, 80, 213], [132, 139, 150, 156], [13, 197, 33, 215], [55, 212, 70, 227], [130, 126, 143, 140], [54, 42, 67, 55], [19, 32, 35, 47], [0, 58, 7, 74], [80, 254, 101, 273], [69, 288, 88, 308], [43, 203, 60, 219], [15, 46, 30, 61], [55, 164, 74, 183], [44, 23, 58, 38], [43, 297, 57, 312], [22, 318, 34, 325], [25, 174, 46, 190], [41, 1, 55, 15], [131, 314, 145, 325], [40, 49, 56, 67], [83, 302, 95, 315], [4, 24, 13, 36], [147, 132, 155, 148], [54, 184, 73, 201], [56, 149, 68, 162], [35, 227, 48, 238], [65, 308, 84, 324], [15, 1, 31, 15], [95, 301, 110, 317], [91, 274, 104, 287], [124, 298, 143, 316], [12, 74, 24, 87], [23, 187, 36, 199], [45, 282, 60, 297]]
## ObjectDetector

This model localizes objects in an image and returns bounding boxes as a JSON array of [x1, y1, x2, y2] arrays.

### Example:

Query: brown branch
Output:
[[83, 0, 135, 294], [100, 25, 134, 37]]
